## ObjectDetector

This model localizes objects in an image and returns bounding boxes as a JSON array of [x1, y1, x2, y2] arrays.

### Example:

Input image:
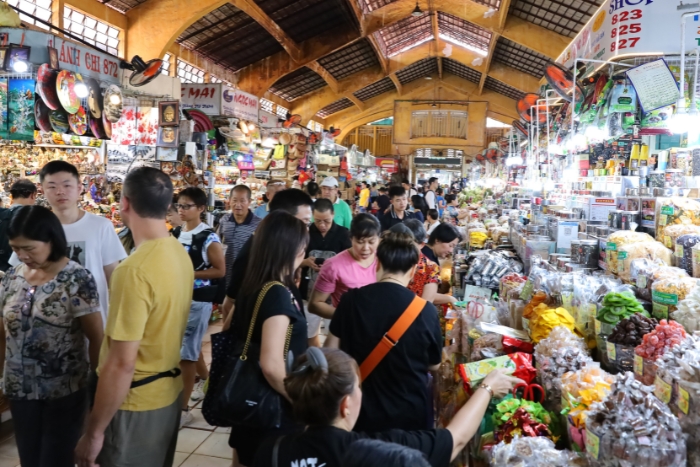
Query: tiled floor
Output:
[[0, 320, 231, 467]]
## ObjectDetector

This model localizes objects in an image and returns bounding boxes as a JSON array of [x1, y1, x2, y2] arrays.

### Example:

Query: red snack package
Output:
[[502, 336, 534, 354]]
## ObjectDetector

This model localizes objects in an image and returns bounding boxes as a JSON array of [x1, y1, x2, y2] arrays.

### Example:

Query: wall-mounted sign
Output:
[[625, 59, 680, 112], [557, 2, 700, 68], [414, 157, 462, 165], [181, 84, 259, 120]]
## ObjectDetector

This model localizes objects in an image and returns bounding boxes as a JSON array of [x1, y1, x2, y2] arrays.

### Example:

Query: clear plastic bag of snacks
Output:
[[630, 258, 664, 301], [639, 265, 689, 303], [676, 234, 700, 274], [657, 197, 700, 242], [489, 436, 579, 466], [652, 277, 699, 319], [606, 231, 655, 274], [617, 241, 672, 281]]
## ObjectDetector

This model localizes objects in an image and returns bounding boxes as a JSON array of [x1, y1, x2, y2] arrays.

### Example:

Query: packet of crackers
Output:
[[457, 352, 535, 391]]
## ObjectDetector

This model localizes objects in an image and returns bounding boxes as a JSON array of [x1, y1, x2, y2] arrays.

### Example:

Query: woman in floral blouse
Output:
[[0, 206, 103, 467]]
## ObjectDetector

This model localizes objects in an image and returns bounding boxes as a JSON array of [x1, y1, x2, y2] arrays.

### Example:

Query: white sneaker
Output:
[[180, 409, 193, 429], [191, 379, 207, 402]]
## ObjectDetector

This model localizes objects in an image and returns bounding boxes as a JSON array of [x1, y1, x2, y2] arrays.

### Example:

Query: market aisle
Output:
[[0, 320, 229, 467]]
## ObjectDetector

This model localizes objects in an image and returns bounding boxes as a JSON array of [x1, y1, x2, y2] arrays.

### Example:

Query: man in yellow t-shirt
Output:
[[75, 167, 194, 467], [359, 181, 370, 213]]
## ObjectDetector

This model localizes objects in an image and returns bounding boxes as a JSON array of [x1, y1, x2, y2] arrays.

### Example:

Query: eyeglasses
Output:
[[175, 203, 198, 210], [20, 286, 36, 332]]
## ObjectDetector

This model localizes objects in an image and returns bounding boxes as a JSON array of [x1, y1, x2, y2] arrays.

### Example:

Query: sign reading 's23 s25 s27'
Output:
[[558, 0, 700, 68]]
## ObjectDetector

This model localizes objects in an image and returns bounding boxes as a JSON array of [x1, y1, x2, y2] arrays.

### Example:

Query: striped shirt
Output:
[[218, 210, 261, 287]]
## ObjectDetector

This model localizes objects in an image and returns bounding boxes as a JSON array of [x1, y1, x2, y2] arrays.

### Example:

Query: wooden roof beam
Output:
[[367, 34, 389, 75], [477, 34, 499, 95], [431, 10, 443, 79], [390, 74, 403, 96], [230, 0, 302, 60], [346, 94, 367, 112], [307, 60, 340, 93]]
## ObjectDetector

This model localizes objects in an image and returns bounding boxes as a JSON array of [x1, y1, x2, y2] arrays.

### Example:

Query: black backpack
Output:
[[0, 206, 22, 272], [172, 226, 226, 304]]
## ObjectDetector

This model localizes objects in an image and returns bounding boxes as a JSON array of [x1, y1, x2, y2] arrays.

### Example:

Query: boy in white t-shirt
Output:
[[9, 161, 127, 324]]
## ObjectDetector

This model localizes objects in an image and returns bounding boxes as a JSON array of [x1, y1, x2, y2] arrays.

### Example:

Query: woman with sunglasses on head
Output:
[[0, 206, 103, 467], [228, 210, 310, 467], [172, 187, 226, 426], [252, 348, 522, 467]]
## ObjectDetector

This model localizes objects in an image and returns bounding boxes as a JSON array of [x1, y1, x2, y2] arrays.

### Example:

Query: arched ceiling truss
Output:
[[120, 0, 603, 123]]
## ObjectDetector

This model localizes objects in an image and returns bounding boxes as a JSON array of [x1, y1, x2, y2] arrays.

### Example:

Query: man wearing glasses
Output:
[[319, 176, 352, 229], [300, 198, 351, 347]]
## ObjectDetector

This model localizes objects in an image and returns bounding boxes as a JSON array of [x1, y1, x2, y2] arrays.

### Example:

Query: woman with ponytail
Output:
[[252, 348, 522, 467], [324, 231, 441, 433]]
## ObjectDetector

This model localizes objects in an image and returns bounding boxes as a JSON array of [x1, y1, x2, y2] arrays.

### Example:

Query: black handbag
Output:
[[202, 281, 292, 428]]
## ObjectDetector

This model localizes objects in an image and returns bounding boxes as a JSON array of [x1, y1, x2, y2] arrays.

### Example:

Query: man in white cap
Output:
[[319, 176, 352, 229]]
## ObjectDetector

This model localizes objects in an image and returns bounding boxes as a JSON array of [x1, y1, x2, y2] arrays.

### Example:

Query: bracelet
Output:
[[478, 383, 494, 398]]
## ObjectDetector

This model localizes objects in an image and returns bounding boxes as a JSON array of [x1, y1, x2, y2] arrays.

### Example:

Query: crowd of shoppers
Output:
[[0, 166, 518, 467]]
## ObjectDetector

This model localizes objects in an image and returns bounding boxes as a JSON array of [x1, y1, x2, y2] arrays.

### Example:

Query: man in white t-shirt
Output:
[[424, 177, 438, 210], [9, 161, 127, 324]]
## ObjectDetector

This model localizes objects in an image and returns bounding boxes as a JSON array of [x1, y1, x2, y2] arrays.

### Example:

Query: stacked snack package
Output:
[[675, 234, 700, 274], [630, 259, 678, 302], [585, 372, 686, 467], [490, 436, 579, 466], [572, 274, 604, 348], [616, 241, 672, 280], [656, 197, 700, 243], [528, 303, 576, 343], [672, 285, 700, 332], [659, 336, 700, 466], [561, 365, 615, 452], [534, 327, 591, 411], [491, 396, 560, 444], [606, 231, 654, 275], [651, 277, 698, 319], [604, 314, 658, 373], [634, 320, 688, 385], [661, 223, 700, 252]]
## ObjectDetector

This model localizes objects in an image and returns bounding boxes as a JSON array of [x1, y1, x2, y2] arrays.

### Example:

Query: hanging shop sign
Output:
[[0, 29, 122, 85], [557, 2, 700, 68], [259, 110, 281, 128], [375, 157, 398, 173], [181, 84, 259, 120]]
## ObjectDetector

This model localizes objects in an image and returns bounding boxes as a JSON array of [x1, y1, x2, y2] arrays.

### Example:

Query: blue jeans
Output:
[[180, 301, 212, 361]]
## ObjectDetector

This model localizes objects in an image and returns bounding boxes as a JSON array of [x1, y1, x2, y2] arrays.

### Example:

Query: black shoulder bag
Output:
[[202, 282, 292, 428]]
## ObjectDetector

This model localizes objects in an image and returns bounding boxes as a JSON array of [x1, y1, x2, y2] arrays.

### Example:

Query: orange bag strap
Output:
[[359, 296, 426, 382]]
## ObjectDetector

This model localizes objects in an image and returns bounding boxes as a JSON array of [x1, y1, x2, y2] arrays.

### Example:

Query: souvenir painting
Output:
[[56, 70, 80, 114], [86, 78, 102, 119], [34, 97, 52, 132], [68, 106, 88, 135], [49, 108, 69, 134], [158, 101, 179, 127], [103, 85, 123, 123], [136, 107, 158, 145], [89, 114, 106, 139], [5, 45, 30, 72], [157, 126, 179, 148], [0, 77, 7, 139], [48, 47, 59, 70], [37, 64, 60, 110], [8, 79, 35, 141], [110, 106, 137, 145]]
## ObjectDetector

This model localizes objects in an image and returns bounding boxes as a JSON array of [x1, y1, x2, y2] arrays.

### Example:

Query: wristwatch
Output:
[[478, 383, 494, 398]]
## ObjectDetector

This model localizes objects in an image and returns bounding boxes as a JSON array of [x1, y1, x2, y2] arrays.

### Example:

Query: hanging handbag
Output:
[[202, 282, 293, 428], [359, 295, 426, 382]]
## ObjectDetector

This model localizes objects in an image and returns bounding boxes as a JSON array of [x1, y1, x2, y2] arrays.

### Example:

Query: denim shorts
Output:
[[180, 301, 213, 361]]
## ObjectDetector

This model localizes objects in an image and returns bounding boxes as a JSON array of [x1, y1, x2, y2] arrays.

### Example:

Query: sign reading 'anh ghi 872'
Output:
[[558, 0, 700, 68]]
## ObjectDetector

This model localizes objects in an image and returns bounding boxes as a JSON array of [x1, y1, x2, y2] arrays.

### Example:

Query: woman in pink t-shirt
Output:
[[308, 214, 380, 319]]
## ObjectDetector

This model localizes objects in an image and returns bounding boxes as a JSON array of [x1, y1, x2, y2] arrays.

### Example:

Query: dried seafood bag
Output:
[[673, 285, 700, 332], [616, 241, 672, 281], [676, 234, 700, 274], [584, 372, 687, 467], [657, 197, 700, 243], [651, 276, 699, 319], [606, 231, 655, 276]]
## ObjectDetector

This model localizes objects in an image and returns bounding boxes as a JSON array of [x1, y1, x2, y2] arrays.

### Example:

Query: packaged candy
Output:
[[585, 372, 687, 467], [651, 276, 698, 319], [492, 396, 560, 444], [607, 314, 658, 347], [634, 319, 687, 360], [672, 285, 700, 332], [489, 436, 578, 466]]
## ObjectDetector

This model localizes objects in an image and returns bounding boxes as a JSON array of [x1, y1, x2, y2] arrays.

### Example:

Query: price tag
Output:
[[679, 387, 690, 415], [594, 318, 602, 335], [661, 205, 675, 215], [585, 428, 600, 459], [676, 245, 684, 258], [636, 275, 647, 289], [654, 375, 672, 404], [634, 354, 644, 376], [606, 341, 616, 361], [659, 214, 668, 226]]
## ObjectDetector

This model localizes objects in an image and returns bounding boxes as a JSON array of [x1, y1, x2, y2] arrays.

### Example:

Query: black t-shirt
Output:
[[227, 235, 253, 300], [329, 283, 442, 432], [375, 195, 391, 218], [252, 426, 453, 467], [380, 209, 416, 232], [230, 283, 308, 361], [422, 245, 439, 264]]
